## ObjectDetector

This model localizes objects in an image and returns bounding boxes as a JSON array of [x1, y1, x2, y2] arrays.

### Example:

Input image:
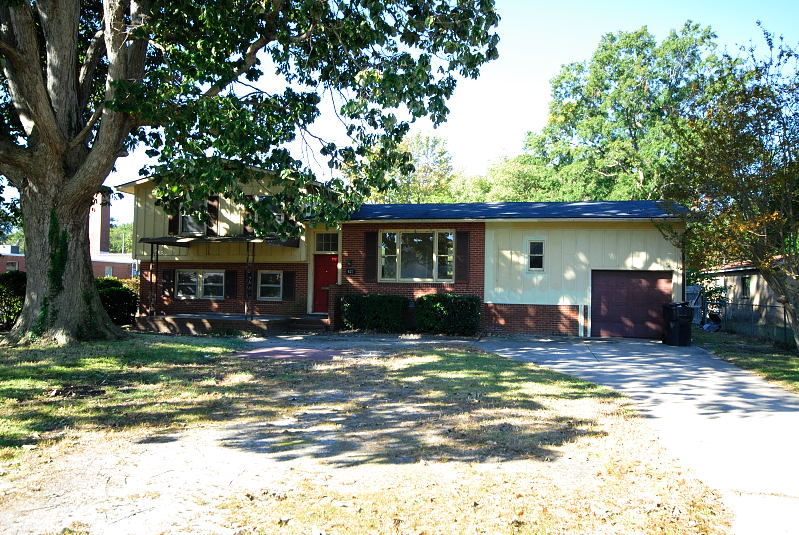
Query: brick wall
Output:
[[483, 303, 580, 336], [92, 262, 132, 279], [340, 222, 485, 301], [140, 261, 308, 316]]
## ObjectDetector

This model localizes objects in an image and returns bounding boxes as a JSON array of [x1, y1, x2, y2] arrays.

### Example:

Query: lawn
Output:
[[693, 329, 799, 394], [0, 335, 730, 534]]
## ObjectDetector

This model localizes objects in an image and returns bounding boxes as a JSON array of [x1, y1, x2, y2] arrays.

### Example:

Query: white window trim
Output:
[[378, 229, 455, 283], [6, 261, 18, 271], [527, 239, 545, 272], [176, 269, 225, 299], [257, 270, 283, 301], [315, 232, 340, 254]]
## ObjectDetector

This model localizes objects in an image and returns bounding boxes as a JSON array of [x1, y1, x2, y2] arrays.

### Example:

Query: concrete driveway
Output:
[[478, 336, 799, 535]]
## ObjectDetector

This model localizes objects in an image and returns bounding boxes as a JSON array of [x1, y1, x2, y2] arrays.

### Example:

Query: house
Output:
[[0, 194, 138, 278], [703, 261, 792, 343], [119, 176, 683, 338]]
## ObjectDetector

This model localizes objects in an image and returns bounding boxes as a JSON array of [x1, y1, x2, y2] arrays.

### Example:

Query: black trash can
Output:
[[663, 302, 692, 346]]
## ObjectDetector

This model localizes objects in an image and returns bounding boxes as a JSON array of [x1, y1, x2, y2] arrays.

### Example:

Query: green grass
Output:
[[0, 334, 246, 456], [693, 330, 799, 394]]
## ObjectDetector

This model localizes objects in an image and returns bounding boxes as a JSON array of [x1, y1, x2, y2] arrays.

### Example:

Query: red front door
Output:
[[313, 254, 338, 313]]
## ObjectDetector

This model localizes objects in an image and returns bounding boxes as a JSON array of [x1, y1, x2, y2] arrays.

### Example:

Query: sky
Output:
[[106, 0, 799, 223]]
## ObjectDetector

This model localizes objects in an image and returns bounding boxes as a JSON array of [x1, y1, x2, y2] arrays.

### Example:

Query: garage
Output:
[[591, 270, 674, 338]]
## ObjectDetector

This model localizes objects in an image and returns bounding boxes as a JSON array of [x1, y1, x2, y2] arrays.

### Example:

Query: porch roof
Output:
[[139, 235, 300, 248]]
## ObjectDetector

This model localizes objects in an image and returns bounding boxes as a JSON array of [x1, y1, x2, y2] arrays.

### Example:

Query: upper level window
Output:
[[379, 230, 454, 282], [176, 270, 224, 299], [315, 233, 338, 253], [528, 241, 544, 270], [180, 214, 205, 235]]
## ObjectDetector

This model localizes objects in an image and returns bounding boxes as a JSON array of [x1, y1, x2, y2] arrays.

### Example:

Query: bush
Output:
[[98, 286, 138, 325], [0, 270, 26, 329], [119, 277, 140, 296], [96, 276, 124, 291], [415, 293, 481, 335], [341, 294, 408, 332]]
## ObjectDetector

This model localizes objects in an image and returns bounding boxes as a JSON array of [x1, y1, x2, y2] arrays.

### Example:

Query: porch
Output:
[[134, 313, 330, 336]]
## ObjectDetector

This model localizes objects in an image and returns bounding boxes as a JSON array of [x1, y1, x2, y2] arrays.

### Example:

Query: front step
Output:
[[289, 315, 330, 332]]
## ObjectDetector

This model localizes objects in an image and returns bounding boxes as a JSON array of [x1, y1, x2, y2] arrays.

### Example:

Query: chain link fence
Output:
[[707, 301, 794, 347]]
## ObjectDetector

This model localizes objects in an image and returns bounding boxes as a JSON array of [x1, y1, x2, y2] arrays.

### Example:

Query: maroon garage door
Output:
[[591, 270, 673, 338]]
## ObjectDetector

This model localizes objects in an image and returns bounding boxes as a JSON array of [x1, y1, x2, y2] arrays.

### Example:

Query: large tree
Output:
[[0, 1, 499, 343], [469, 23, 717, 203], [663, 35, 799, 347]]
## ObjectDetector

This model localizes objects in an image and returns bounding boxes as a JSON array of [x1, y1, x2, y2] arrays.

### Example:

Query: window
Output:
[[257, 271, 282, 300], [528, 240, 544, 270], [315, 233, 338, 253], [176, 270, 225, 299], [741, 275, 751, 298], [180, 214, 205, 235], [379, 231, 454, 282], [6, 261, 18, 271], [104, 265, 113, 277]]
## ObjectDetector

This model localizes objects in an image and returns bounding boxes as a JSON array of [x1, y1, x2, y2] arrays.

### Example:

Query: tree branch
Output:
[[66, 105, 104, 152], [0, 37, 23, 66], [78, 30, 106, 112], [3, 4, 66, 150], [202, 0, 285, 99], [0, 138, 30, 172]]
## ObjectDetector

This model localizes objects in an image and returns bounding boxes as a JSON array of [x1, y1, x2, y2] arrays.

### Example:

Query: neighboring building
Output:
[[119, 176, 683, 338], [0, 194, 138, 278], [704, 261, 792, 343]]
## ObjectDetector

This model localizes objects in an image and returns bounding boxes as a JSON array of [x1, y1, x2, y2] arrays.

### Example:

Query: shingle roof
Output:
[[348, 201, 675, 221]]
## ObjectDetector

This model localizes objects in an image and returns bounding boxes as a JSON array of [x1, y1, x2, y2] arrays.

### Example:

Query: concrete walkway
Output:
[[478, 336, 799, 535]]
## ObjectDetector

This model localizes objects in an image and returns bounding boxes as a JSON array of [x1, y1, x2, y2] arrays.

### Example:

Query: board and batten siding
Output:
[[131, 182, 308, 263], [484, 221, 682, 305]]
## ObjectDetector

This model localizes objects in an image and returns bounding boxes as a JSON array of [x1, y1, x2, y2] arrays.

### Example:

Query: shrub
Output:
[[98, 286, 138, 325], [119, 277, 140, 296], [96, 276, 124, 291], [415, 293, 481, 335], [341, 294, 408, 332], [0, 270, 26, 329]]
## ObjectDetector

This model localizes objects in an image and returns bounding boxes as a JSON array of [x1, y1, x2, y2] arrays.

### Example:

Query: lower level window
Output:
[[176, 270, 224, 298], [6, 261, 18, 271], [257, 270, 282, 300], [380, 230, 454, 282]]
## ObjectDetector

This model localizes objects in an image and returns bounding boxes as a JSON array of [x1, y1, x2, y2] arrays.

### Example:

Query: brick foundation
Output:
[[139, 261, 308, 316], [482, 303, 580, 336]]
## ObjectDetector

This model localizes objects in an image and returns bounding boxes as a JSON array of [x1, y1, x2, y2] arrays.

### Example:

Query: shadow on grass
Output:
[[221, 348, 619, 466], [1, 337, 618, 467]]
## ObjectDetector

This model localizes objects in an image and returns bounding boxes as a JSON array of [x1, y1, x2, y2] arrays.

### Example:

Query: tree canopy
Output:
[[661, 33, 799, 346], [452, 23, 718, 204]]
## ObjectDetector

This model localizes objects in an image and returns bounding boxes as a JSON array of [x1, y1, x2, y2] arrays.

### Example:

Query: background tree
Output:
[[461, 23, 717, 203], [368, 133, 456, 204], [662, 34, 799, 347], [109, 221, 132, 254], [0, 1, 499, 343]]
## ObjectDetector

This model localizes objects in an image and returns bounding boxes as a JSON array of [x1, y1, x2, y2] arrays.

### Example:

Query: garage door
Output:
[[591, 270, 673, 338]]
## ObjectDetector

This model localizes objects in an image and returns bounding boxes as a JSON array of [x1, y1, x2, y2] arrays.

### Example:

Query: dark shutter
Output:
[[363, 231, 377, 283], [224, 270, 237, 299], [243, 195, 255, 236], [167, 214, 179, 236], [206, 196, 219, 237], [282, 271, 296, 301], [162, 269, 175, 297], [455, 231, 470, 283]]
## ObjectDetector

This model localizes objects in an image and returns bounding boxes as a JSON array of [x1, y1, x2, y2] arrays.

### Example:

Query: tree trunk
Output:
[[9, 189, 123, 344]]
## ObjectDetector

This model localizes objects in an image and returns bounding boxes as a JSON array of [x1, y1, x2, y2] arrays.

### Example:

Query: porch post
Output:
[[148, 243, 155, 316]]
